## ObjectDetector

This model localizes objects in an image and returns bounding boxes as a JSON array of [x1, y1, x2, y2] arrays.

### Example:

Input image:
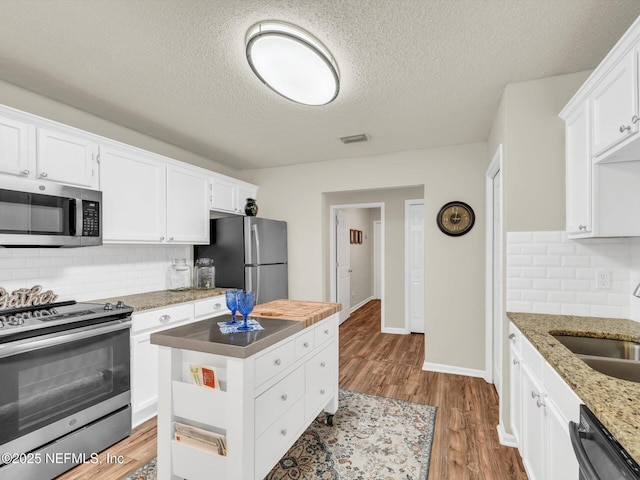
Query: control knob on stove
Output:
[[116, 301, 126, 309], [104, 302, 113, 311]]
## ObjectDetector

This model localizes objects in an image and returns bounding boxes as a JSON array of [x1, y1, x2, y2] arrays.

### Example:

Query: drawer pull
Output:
[[508, 333, 515, 341], [320, 389, 325, 395], [159, 315, 171, 323], [213, 303, 221, 310], [512, 359, 519, 365], [324, 329, 329, 335], [274, 358, 282, 366], [320, 362, 326, 368], [303, 342, 309, 348], [281, 429, 287, 436], [281, 394, 288, 402]]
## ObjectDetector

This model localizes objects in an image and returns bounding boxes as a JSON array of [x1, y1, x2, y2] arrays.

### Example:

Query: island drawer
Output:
[[294, 329, 315, 360], [255, 397, 305, 480], [172, 440, 226, 479], [194, 295, 228, 319], [305, 342, 335, 391], [254, 340, 295, 387], [172, 380, 228, 428], [255, 365, 304, 437], [305, 378, 335, 421], [314, 317, 335, 347], [132, 303, 193, 333]]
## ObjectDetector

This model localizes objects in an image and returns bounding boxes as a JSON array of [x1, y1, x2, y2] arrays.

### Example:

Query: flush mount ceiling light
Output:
[[245, 21, 340, 106]]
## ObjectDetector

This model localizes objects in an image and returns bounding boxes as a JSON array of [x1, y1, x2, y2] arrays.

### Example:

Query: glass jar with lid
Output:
[[169, 258, 192, 291], [194, 258, 215, 289]]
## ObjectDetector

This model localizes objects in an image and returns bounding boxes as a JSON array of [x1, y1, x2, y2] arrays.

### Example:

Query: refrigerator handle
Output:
[[252, 224, 261, 265], [255, 267, 260, 304]]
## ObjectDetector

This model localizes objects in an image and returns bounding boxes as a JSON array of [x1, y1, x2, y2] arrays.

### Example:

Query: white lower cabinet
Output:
[[131, 296, 227, 427], [156, 313, 339, 480], [509, 323, 581, 480]]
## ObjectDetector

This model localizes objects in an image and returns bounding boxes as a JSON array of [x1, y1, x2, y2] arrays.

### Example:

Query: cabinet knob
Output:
[[169, 237, 174, 241], [160, 236, 165, 241], [508, 333, 515, 341], [633, 115, 639, 124], [281, 394, 288, 402], [40, 171, 48, 178], [21, 169, 29, 176], [213, 303, 221, 310], [274, 358, 281, 366], [578, 224, 587, 231], [320, 361, 326, 368], [303, 342, 309, 348], [320, 389, 325, 395], [159, 315, 171, 323], [620, 124, 632, 133], [280, 429, 287, 436], [512, 359, 519, 365], [324, 329, 329, 335]]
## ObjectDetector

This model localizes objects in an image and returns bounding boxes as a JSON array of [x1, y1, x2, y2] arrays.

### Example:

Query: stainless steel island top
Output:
[[150, 314, 304, 358]]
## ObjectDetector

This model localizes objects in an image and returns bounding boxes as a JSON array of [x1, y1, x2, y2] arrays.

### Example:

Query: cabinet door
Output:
[[131, 333, 159, 427], [509, 346, 522, 448], [166, 164, 210, 244], [546, 399, 579, 480], [591, 50, 638, 157], [0, 115, 32, 177], [565, 104, 592, 236], [36, 126, 96, 187], [521, 366, 545, 480], [100, 145, 167, 243], [211, 175, 237, 213]]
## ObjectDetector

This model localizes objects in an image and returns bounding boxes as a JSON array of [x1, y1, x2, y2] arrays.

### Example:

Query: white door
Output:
[[492, 169, 502, 390], [36, 126, 96, 188], [373, 220, 382, 299], [336, 210, 351, 324], [406, 201, 424, 333], [166, 163, 210, 244]]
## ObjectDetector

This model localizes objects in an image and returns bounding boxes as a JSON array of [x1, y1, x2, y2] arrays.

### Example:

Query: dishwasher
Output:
[[570, 404, 640, 480]]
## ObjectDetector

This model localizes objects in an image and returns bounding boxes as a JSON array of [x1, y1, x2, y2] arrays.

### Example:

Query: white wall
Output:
[[0, 245, 190, 302], [242, 142, 488, 371], [506, 232, 635, 319]]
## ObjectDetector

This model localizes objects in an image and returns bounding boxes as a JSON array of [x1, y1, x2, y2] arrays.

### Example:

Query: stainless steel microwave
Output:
[[0, 177, 102, 247]]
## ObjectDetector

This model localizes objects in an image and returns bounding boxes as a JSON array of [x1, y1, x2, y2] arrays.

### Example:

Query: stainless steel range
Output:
[[0, 296, 132, 480]]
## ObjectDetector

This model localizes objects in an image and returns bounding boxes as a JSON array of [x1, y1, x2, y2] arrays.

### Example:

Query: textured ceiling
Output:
[[0, 0, 639, 170]]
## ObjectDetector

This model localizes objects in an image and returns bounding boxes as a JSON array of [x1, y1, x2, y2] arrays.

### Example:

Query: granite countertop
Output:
[[92, 288, 229, 312], [508, 312, 640, 463], [150, 316, 303, 358]]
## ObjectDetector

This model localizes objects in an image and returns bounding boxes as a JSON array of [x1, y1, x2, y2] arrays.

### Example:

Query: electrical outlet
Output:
[[596, 270, 611, 289]]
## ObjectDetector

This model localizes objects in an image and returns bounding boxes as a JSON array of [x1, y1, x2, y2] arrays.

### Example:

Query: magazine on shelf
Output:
[[174, 421, 227, 456], [187, 363, 220, 389]]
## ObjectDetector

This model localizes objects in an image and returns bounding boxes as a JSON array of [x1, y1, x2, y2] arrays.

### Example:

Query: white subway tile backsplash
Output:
[[0, 244, 190, 302], [506, 231, 636, 321]]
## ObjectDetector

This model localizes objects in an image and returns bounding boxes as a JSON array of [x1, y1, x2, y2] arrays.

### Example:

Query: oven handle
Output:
[[569, 420, 601, 480], [0, 319, 131, 359]]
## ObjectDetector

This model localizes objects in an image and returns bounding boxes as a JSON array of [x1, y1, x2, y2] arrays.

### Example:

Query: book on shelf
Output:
[[187, 363, 220, 389], [174, 421, 227, 456]]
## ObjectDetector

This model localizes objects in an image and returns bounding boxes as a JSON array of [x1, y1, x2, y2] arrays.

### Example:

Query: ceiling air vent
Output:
[[340, 133, 369, 144]]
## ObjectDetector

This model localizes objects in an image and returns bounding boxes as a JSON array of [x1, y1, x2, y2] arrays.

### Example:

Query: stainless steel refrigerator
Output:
[[194, 217, 288, 304]]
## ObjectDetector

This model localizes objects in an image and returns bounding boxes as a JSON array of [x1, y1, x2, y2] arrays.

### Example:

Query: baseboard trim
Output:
[[496, 423, 518, 448], [350, 296, 374, 314], [421, 361, 485, 378], [381, 327, 410, 335]]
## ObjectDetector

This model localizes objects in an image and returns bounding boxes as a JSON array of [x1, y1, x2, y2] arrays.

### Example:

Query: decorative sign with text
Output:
[[0, 285, 59, 310]]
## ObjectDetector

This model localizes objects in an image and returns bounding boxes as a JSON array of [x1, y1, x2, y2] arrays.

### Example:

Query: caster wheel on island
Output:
[[326, 414, 334, 426]]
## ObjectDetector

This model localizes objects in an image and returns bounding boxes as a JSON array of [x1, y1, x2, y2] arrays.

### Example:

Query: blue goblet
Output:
[[225, 289, 239, 325], [236, 291, 255, 331]]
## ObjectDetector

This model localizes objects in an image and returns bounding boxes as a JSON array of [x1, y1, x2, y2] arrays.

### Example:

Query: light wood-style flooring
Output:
[[59, 299, 527, 479]]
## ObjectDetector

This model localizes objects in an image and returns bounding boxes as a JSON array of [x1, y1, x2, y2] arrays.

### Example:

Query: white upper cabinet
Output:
[[590, 50, 638, 158], [166, 163, 210, 244], [0, 107, 98, 189], [210, 174, 237, 213], [100, 144, 167, 243], [0, 114, 32, 177], [564, 103, 592, 237], [36, 126, 97, 188]]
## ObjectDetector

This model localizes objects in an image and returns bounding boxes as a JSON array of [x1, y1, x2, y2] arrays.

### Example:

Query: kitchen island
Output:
[[151, 300, 341, 480]]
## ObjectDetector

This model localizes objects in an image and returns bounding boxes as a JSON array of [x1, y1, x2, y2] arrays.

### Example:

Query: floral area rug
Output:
[[123, 389, 437, 480]]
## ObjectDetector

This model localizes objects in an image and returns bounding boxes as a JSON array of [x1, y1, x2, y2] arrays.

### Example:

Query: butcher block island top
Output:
[[251, 299, 342, 328], [151, 299, 341, 358]]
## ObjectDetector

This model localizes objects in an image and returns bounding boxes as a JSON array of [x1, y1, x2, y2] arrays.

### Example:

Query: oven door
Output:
[[0, 320, 130, 458]]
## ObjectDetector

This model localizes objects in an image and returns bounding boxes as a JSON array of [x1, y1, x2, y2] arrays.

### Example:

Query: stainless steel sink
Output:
[[552, 334, 640, 383], [553, 335, 640, 360]]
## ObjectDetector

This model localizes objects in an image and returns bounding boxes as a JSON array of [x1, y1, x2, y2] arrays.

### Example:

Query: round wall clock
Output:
[[436, 201, 475, 236]]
